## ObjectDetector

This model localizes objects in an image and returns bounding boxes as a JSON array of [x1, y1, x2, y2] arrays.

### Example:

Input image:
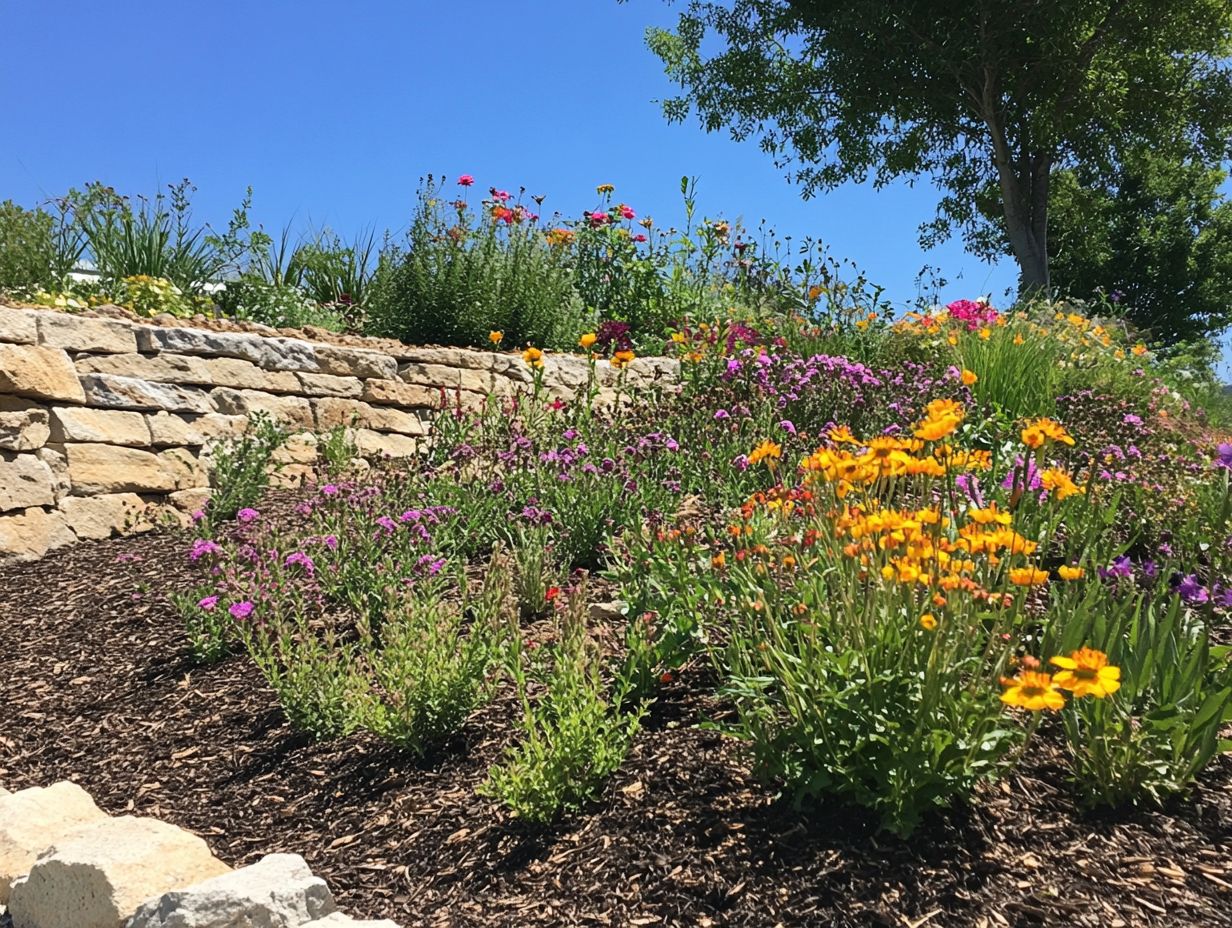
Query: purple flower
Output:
[[779, 420, 797, 435], [197, 595, 219, 611], [190, 510, 205, 524], [732, 454, 750, 472], [376, 516, 397, 535], [1176, 574, 1209, 605], [1215, 443, 1232, 471], [1103, 556, 1134, 579], [714, 409, 730, 420], [321, 484, 340, 496], [189, 539, 223, 561], [417, 554, 447, 576], [284, 552, 316, 576], [954, 473, 985, 508], [323, 535, 338, 550], [237, 508, 260, 524], [229, 601, 255, 620]]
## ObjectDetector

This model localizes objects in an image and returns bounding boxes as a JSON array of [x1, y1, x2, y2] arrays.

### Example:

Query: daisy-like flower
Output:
[[612, 349, 636, 369], [1057, 565, 1084, 581], [522, 346, 545, 368], [579, 332, 597, 349], [1021, 418, 1075, 449], [489, 330, 504, 345], [747, 440, 782, 467], [1049, 647, 1121, 698], [1000, 670, 1066, 710], [1008, 566, 1049, 586]]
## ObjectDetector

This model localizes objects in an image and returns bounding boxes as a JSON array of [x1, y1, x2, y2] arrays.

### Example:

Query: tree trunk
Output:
[[994, 153, 1052, 297]]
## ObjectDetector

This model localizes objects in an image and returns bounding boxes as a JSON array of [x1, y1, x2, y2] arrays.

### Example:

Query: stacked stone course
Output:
[[0, 303, 679, 560]]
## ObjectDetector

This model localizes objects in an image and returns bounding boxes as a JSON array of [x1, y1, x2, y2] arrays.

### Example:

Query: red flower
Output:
[[457, 174, 474, 186], [619, 203, 636, 220], [632, 233, 647, 243], [492, 206, 515, 224], [545, 586, 560, 602], [660, 671, 674, 683]]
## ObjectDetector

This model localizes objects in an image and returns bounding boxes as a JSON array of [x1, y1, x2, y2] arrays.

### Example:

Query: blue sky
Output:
[[1, 0, 1020, 312]]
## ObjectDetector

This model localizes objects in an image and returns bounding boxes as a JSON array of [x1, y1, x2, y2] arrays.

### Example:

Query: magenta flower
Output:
[[619, 204, 636, 220], [198, 595, 219, 611], [284, 552, 316, 576], [490, 188, 511, 202], [323, 535, 338, 550], [237, 508, 260, 524], [229, 601, 255, 620], [320, 484, 340, 496], [457, 174, 474, 186], [632, 233, 647, 243], [779, 420, 797, 435], [189, 539, 223, 561], [588, 210, 610, 227]]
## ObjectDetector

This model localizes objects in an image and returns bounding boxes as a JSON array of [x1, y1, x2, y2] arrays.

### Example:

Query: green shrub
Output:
[[0, 200, 60, 294], [206, 412, 287, 525], [218, 278, 344, 331]]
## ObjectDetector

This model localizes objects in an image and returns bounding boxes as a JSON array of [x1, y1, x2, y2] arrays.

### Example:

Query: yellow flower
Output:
[[1049, 647, 1121, 698], [579, 332, 597, 349], [1058, 565, 1084, 581], [807, 284, 825, 301], [1040, 468, 1081, 500], [596, 183, 615, 195], [1013, 334, 1025, 345], [1000, 670, 1066, 711], [1132, 343, 1148, 357], [748, 440, 782, 467], [919, 613, 937, 631], [488, 330, 504, 345], [546, 227, 575, 248], [978, 327, 991, 340], [1008, 567, 1049, 586], [522, 346, 545, 368], [961, 369, 978, 386], [1021, 418, 1075, 449], [612, 349, 636, 369]]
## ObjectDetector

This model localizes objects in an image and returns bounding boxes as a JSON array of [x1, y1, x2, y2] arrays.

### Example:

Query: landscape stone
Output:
[[126, 853, 335, 928], [0, 781, 109, 903], [361, 379, 441, 408], [296, 371, 365, 397], [0, 304, 38, 344], [35, 311, 136, 353], [352, 428, 419, 459], [80, 374, 213, 414], [313, 398, 429, 435], [167, 488, 212, 515], [7, 815, 230, 928], [65, 443, 178, 495], [146, 412, 247, 447], [0, 452, 55, 512], [272, 432, 319, 465], [0, 403, 50, 452], [398, 361, 495, 394], [76, 352, 301, 393], [48, 406, 151, 446], [0, 344, 86, 403], [135, 326, 321, 372], [35, 445, 71, 501], [210, 388, 314, 429], [59, 493, 147, 540], [313, 344, 398, 380], [0, 506, 76, 560], [158, 447, 209, 490]]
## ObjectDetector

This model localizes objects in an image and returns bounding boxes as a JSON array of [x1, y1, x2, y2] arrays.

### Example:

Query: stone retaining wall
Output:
[[0, 304, 679, 561]]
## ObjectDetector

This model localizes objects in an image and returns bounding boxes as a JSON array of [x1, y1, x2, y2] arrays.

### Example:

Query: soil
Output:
[[1, 527, 1229, 928]]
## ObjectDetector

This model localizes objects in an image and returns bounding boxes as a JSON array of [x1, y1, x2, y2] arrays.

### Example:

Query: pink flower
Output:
[[320, 484, 340, 496], [197, 595, 219, 611], [457, 174, 474, 186], [229, 601, 255, 620], [490, 188, 511, 202], [619, 204, 635, 220], [237, 507, 259, 524], [588, 210, 610, 227]]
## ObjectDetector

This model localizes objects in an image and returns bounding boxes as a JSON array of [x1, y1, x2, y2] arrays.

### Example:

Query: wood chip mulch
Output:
[[1, 529, 1229, 928]]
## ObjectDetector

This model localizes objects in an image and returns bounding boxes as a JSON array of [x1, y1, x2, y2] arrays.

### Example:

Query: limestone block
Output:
[[168, 488, 212, 515], [0, 344, 86, 403], [127, 853, 335, 928], [0, 781, 109, 903], [313, 398, 428, 436], [135, 326, 321, 372], [35, 445, 70, 501], [146, 412, 247, 447], [79, 374, 212, 414], [158, 447, 209, 491], [398, 361, 496, 394], [7, 815, 230, 928], [268, 464, 315, 489], [302, 913, 401, 928], [48, 406, 151, 447], [361, 379, 441, 409], [296, 371, 364, 397], [272, 432, 319, 465], [65, 443, 178, 495], [393, 346, 499, 371], [0, 401, 50, 452], [0, 452, 55, 512], [210, 388, 314, 430], [35, 311, 136, 353], [352, 428, 419, 459], [0, 304, 38, 344], [0, 506, 76, 560], [59, 493, 146, 540], [313, 344, 398, 380], [76, 352, 300, 393]]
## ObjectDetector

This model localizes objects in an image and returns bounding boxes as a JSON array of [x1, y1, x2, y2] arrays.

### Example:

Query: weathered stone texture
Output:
[[80, 373, 212, 413], [0, 344, 86, 403], [36, 311, 136, 353], [0, 506, 76, 559], [210, 388, 314, 429], [0, 452, 56, 511], [0, 781, 109, 903], [48, 406, 151, 446], [65, 443, 178, 495]]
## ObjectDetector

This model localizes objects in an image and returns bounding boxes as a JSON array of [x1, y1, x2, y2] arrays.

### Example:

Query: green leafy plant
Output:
[[205, 412, 287, 525]]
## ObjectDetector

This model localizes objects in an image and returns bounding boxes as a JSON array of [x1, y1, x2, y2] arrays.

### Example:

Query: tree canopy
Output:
[[640, 0, 1232, 295]]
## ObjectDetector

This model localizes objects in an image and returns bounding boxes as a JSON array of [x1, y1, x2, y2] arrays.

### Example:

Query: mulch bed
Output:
[[1, 527, 1230, 928]]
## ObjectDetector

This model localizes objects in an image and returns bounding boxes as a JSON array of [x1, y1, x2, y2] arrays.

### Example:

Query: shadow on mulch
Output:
[[1, 527, 1230, 928]]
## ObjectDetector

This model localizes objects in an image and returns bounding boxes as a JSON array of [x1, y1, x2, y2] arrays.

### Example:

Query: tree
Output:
[[1046, 154, 1232, 343], [638, 0, 1232, 294]]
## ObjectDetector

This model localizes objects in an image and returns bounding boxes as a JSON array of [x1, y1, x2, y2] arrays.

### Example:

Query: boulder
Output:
[[301, 914, 401, 928], [210, 388, 314, 430], [0, 401, 50, 452], [7, 816, 230, 928], [59, 493, 147, 540], [48, 406, 151, 447], [167, 488, 212, 515], [35, 445, 71, 501], [360, 379, 440, 409], [0, 506, 76, 560], [126, 853, 335, 928], [296, 372, 364, 398], [0, 344, 86, 403], [79, 374, 212, 414], [65, 443, 178, 495], [0, 452, 55, 512], [271, 432, 319, 465], [0, 304, 38, 344], [313, 345, 398, 380], [0, 781, 109, 903], [35, 311, 136, 354]]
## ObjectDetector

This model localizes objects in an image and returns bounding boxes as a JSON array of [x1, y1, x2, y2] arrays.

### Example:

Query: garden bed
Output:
[[2, 524, 1229, 928]]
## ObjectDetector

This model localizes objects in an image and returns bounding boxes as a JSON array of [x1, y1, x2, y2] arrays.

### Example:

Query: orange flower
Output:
[[579, 332, 597, 349], [919, 613, 937, 631], [612, 349, 636, 369], [1000, 670, 1066, 711], [1021, 418, 1074, 449], [522, 346, 545, 368], [1057, 565, 1084, 581], [1008, 566, 1049, 586], [1049, 647, 1121, 698], [488, 330, 504, 345], [748, 440, 782, 467], [961, 369, 978, 386]]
